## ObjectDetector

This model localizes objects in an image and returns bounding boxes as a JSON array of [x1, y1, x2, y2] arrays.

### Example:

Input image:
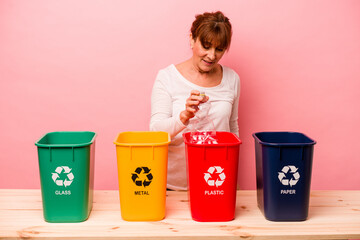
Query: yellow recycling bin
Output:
[[114, 131, 170, 221]]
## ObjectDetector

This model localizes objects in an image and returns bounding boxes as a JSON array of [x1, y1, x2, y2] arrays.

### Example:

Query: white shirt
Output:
[[150, 64, 240, 190]]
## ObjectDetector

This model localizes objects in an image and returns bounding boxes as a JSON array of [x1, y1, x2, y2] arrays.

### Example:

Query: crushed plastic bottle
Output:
[[188, 92, 218, 144], [190, 131, 218, 144]]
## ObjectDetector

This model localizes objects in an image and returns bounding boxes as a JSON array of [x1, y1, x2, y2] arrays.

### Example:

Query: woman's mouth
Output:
[[203, 59, 214, 65]]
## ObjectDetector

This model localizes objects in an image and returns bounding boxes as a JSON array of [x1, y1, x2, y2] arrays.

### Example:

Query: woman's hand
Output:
[[180, 90, 209, 125]]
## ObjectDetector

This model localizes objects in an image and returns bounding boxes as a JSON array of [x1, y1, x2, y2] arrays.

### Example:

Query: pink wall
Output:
[[1, 0, 359, 190]]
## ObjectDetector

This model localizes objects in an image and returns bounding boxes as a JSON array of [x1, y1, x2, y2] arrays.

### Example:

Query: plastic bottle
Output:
[[188, 92, 217, 144]]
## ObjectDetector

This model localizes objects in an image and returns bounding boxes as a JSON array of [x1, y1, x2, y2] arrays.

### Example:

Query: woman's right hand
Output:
[[180, 90, 209, 125]]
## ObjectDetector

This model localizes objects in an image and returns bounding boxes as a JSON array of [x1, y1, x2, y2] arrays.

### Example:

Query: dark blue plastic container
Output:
[[253, 132, 316, 221]]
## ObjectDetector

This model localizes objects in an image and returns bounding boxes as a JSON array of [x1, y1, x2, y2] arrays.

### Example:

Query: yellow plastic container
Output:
[[114, 131, 170, 221]]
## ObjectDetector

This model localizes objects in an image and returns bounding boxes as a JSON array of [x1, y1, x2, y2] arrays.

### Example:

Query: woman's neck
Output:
[[176, 59, 222, 87]]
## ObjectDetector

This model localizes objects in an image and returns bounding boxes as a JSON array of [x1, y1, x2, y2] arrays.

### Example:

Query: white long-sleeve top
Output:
[[150, 64, 240, 190]]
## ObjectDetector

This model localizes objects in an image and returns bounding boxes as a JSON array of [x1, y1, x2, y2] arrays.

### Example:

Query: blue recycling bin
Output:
[[253, 132, 316, 221]]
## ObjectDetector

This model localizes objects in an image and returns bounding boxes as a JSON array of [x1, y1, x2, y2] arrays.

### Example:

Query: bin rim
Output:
[[252, 131, 316, 146], [113, 131, 171, 147], [183, 131, 242, 147], [35, 131, 97, 148]]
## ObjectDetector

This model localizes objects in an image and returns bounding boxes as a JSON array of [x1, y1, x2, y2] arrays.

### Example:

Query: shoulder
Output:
[[220, 65, 240, 97], [222, 66, 240, 81], [153, 64, 179, 91], [221, 65, 240, 88], [156, 64, 177, 80]]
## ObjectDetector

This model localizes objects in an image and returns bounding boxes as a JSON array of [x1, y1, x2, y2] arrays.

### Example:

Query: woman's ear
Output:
[[189, 34, 195, 49]]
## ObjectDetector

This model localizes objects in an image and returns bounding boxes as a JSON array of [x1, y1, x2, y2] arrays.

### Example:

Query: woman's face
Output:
[[190, 36, 226, 73]]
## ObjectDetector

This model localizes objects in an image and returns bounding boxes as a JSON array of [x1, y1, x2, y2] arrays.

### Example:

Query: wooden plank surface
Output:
[[0, 189, 359, 240]]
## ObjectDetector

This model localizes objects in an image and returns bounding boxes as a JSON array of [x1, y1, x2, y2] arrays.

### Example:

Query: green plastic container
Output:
[[35, 131, 96, 222]]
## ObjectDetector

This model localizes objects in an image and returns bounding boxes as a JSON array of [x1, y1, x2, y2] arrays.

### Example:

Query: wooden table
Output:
[[1, 189, 359, 240]]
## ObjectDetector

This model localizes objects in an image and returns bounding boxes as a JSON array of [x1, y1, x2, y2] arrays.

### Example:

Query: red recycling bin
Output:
[[183, 131, 242, 221]]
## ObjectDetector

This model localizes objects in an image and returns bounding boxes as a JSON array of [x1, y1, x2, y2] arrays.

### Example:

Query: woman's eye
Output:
[[216, 48, 224, 52], [202, 42, 212, 49]]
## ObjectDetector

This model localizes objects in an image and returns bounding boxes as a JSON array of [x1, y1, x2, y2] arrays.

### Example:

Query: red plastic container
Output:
[[183, 131, 242, 222]]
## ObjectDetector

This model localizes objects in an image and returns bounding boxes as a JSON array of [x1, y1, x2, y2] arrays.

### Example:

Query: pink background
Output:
[[1, 0, 359, 190]]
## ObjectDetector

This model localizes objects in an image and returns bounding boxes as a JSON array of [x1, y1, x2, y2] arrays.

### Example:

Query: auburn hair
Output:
[[190, 11, 232, 51]]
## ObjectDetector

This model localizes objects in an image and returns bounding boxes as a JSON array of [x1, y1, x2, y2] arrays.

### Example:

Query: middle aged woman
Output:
[[150, 11, 240, 191]]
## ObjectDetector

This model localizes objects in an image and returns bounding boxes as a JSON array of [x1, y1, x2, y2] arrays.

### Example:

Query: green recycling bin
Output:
[[35, 131, 96, 222]]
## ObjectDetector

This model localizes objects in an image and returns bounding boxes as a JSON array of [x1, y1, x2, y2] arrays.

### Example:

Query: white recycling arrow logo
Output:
[[52, 166, 74, 187], [278, 165, 300, 187], [204, 166, 226, 187]]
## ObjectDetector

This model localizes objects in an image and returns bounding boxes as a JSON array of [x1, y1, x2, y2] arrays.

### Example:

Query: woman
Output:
[[150, 11, 240, 190]]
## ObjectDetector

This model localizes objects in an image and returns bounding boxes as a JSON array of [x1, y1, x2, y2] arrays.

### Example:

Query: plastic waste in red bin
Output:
[[183, 131, 241, 222]]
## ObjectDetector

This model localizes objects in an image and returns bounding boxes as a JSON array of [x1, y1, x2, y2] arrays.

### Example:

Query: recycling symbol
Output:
[[52, 166, 74, 187], [204, 166, 226, 187], [131, 167, 153, 187], [278, 165, 300, 187]]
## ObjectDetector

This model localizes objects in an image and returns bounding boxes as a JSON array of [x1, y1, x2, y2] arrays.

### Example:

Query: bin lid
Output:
[[35, 131, 97, 148], [252, 131, 316, 146], [114, 131, 170, 147]]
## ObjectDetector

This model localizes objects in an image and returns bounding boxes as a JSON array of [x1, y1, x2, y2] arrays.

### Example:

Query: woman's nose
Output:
[[207, 49, 216, 60]]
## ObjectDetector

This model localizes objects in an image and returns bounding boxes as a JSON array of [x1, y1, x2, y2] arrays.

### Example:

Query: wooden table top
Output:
[[1, 189, 359, 240]]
